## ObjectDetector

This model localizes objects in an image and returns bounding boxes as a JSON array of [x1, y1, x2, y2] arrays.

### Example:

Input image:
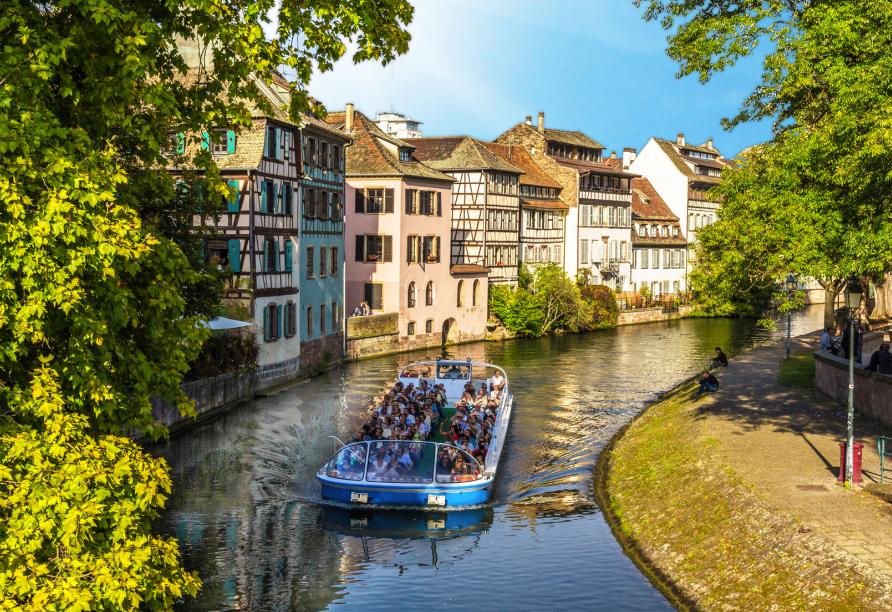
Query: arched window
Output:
[[407, 282, 416, 308], [457, 280, 464, 307], [472, 280, 479, 306], [425, 281, 434, 306]]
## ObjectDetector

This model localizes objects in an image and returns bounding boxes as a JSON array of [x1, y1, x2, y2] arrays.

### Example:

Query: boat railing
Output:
[[321, 440, 486, 485]]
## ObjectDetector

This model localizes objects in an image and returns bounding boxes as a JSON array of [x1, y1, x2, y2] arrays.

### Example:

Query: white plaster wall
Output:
[[630, 139, 690, 235], [563, 205, 579, 275], [629, 247, 687, 294], [254, 293, 301, 367]]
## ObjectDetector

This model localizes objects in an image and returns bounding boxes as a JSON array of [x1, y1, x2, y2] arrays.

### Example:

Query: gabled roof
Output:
[[557, 157, 637, 178], [520, 198, 568, 211], [324, 110, 454, 182], [542, 127, 604, 150], [411, 137, 523, 174], [480, 142, 562, 189], [653, 138, 733, 185], [631, 177, 678, 221]]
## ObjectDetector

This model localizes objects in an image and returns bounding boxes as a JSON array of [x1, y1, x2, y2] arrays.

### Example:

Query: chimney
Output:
[[676, 132, 685, 146], [622, 147, 637, 170], [345, 102, 355, 132], [538, 111, 545, 133], [706, 136, 714, 149], [610, 150, 617, 159], [525, 115, 533, 126]]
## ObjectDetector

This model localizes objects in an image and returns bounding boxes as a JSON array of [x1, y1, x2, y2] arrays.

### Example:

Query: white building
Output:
[[627, 134, 733, 275], [375, 111, 423, 139], [629, 177, 687, 297]]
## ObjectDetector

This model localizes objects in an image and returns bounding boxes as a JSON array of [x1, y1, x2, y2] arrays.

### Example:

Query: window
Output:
[[355, 235, 393, 263], [281, 183, 293, 215], [407, 235, 420, 263], [641, 249, 649, 269], [266, 126, 279, 160], [425, 319, 433, 334], [282, 130, 291, 160], [306, 306, 313, 337], [205, 129, 235, 155], [320, 304, 326, 334], [263, 238, 278, 272], [330, 247, 338, 277], [553, 245, 561, 264], [457, 280, 464, 307], [319, 246, 327, 277], [422, 236, 440, 262], [332, 301, 340, 331], [306, 246, 314, 278], [651, 249, 659, 268], [330, 193, 342, 220], [407, 321, 416, 335], [263, 303, 281, 342], [399, 148, 412, 162], [356, 188, 394, 214], [620, 241, 628, 262], [308, 137, 317, 165], [260, 180, 275, 214], [580, 239, 589, 265], [330, 145, 341, 170], [425, 281, 434, 306], [364, 283, 383, 310], [320, 142, 329, 168], [472, 280, 479, 306], [284, 301, 297, 338], [406, 189, 417, 214], [408, 282, 416, 308]]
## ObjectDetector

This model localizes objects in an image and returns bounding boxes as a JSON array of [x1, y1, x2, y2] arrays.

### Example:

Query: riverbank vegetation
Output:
[[637, 0, 892, 326], [0, 1, 413, 608], [488, 265, 618, 337], [603, 383, 889, 608]]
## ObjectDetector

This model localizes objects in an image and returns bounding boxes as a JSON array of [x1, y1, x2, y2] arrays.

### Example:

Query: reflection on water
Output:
[[155, 307, 824, 611]]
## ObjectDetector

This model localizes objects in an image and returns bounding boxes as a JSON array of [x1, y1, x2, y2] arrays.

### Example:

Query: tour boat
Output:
[[317, 359, 513, 508]]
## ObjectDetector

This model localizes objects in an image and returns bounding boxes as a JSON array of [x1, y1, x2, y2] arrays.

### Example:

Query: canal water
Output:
[[156, 308, 824, 611]]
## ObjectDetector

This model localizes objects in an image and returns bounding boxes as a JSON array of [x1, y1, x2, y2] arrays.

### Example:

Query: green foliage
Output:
[[640, 0, 892, 319], [0, 0, 413, 608], [579, 284, 619, 330], [0, 368, 201, 610], [517, 263, 534, 290], [186, 332, 260, 380]]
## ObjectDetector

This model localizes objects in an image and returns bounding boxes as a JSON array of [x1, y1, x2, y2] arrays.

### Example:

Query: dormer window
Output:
[[671, 226, 678, 237], [661, 226, 668, 237], [399, 148, 411, 162]]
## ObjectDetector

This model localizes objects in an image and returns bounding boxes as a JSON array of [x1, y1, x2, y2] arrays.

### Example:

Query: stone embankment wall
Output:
[[151, 370, 256, 433], [344, 312, 484, 360], [815, 330, 892, 428], [616, 305, 693, 326]]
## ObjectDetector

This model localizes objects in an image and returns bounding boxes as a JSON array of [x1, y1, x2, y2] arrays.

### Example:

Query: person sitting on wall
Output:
[[712, 347, 729, 368], [697, 371, 720, 395], [867, 343, 892, 375], [820, 327, 833, 352]]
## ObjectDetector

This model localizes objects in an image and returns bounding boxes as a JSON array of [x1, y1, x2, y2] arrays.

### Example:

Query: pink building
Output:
[[326, 106, 488, 349]]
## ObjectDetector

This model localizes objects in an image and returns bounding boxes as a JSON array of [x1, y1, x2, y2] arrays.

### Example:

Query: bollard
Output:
[[837, 441, 864, 484]]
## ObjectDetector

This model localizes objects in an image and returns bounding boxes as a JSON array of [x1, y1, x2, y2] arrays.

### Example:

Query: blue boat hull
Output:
[[319, 479, 491, 507]]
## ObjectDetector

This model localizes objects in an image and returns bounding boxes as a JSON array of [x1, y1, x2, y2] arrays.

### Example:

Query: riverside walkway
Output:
[[702, 333, 892, 582]]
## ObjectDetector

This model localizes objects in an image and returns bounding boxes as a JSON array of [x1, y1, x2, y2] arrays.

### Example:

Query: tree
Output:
[[637, 0, 892, 325], [0, 1, 413, 608]]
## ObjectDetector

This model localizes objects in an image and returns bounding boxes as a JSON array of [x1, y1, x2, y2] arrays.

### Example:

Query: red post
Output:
[[838, 442, 864, 484]]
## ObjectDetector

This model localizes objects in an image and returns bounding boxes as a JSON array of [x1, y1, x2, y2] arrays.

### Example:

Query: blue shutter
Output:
[[227, 180, 240, 213], [175, 133, 185, 155], [276, 304, 283, 339], [263, 306, 270, 342], [228, 239, 241, 273], [284, 240, 293, 273], [226, 130, 236, 154], [272, 238, 278, 272], [260, 181, 268, 214], [200, 131, 210, 151], [261, 240, 269, 272], [274, 183, 281, 214], [274, 128, 280, 160], [283, 304, 290, 338]]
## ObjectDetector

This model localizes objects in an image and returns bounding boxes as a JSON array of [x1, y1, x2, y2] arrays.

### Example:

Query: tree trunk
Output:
[[820, 280, 842, 330], [872, 270, 892, 320], [859, 276, 872, 330]]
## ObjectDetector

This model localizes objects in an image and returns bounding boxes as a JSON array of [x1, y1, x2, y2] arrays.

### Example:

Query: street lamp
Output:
[[844, 277, 862, 487], [785, 273, 796, 358]]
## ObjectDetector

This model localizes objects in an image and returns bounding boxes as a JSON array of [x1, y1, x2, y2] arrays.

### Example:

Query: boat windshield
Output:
[[323, 443, 368, 481], [435, 446, 483, 483], [366, 441, 435, 484], [437, 363, 470, 380]]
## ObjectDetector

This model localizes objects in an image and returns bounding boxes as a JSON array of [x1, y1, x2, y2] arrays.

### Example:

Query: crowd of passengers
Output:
[[344, 369, 507, 481]]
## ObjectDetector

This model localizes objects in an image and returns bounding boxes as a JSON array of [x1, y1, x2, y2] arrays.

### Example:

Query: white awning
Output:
[[199, 317, 254, 330]]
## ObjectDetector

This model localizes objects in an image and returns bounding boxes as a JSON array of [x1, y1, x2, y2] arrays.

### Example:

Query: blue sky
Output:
[[308, 0, 772, 158]]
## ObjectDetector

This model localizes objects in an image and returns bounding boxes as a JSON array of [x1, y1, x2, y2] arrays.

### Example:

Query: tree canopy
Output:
[[0, 0, 413, 608]]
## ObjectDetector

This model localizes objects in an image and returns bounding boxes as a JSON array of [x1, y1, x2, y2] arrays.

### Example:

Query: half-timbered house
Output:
[[326, 106, 488, 348], [496, 113, 636, 290], [298, 113, 350, 371], [172, 75, 304, 388], [410, 136, 524, 286], [481, 142, 566, 269], [629, 177, 687, 297]]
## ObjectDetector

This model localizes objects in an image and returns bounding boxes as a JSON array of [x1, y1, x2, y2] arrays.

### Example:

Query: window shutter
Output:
[[355, 235, 364, 262], [406, 236, 414, 263], [263, 306, 270, 341], [355, 189, 365, 213], [385, 188, 394, 213], [228, 239, 241, 273], [200, 131, 210, 151], [283, 184, 291, 215], [435, 236, 441, 261], [405, 190, 415, 214], [285, 240, 293, 273], [273, 127, 280, 159], [227, 180, 240, 212], [175, 133, 186, 155], [436, 192, 442, 217], [283, 304, 290, 337], [226, 130, 236, 154], [260, 181, 268, 214], [277, 304, 283, 339], [383, 235, 392, 262]]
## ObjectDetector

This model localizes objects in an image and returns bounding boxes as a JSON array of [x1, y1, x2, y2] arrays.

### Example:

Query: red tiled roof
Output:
[[480, 142, 562, 189], [631, 177, 678, 221], [520, 198, 568, 211], [450, 264, 489, 275]]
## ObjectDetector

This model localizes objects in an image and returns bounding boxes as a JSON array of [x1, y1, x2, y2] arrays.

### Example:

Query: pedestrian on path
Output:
[[712, 347, 728, 368]]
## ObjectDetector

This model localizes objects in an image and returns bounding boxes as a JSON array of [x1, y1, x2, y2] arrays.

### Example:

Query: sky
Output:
[[307, 0, 773, 158]]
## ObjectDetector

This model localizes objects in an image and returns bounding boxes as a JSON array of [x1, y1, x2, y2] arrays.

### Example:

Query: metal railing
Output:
[[617, 293, 691, 311]]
